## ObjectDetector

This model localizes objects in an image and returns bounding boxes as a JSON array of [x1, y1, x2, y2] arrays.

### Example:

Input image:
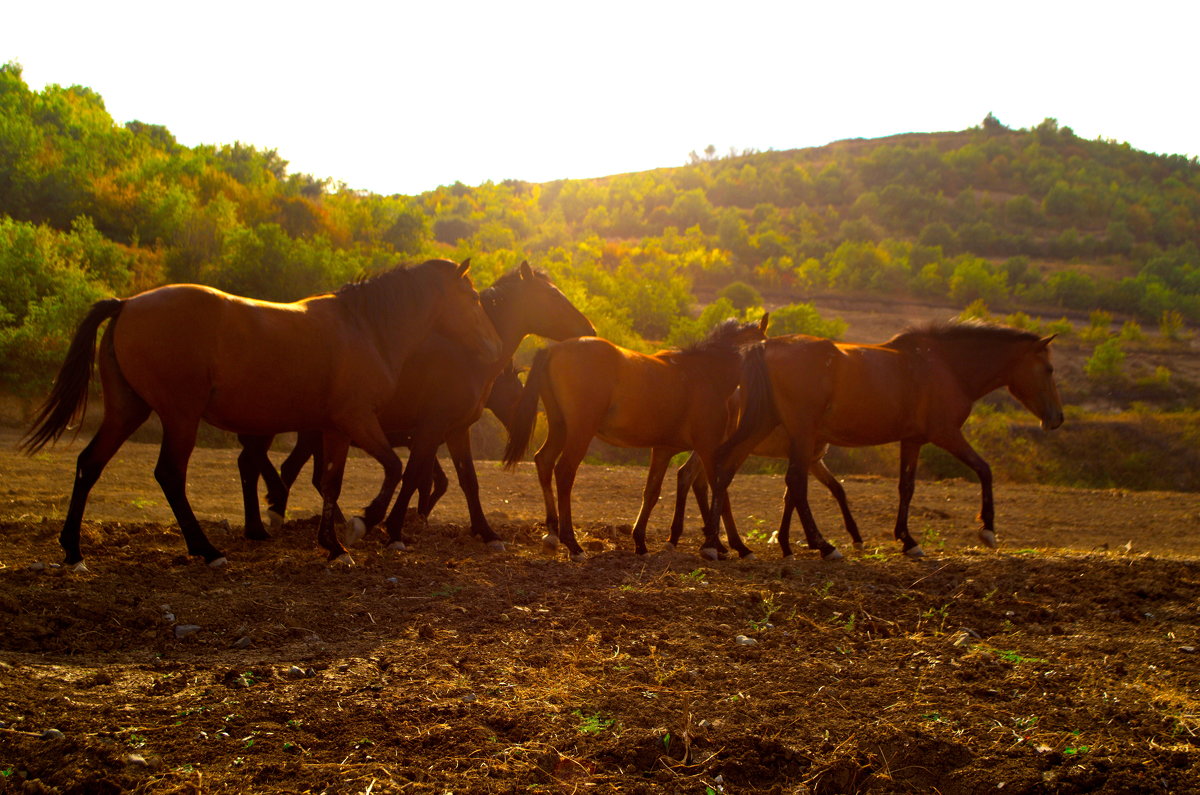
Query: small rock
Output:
[[174, 624, 201, 639], [386, 577, 399, 584], [950, 630, 977, 649], [29, 562, 46, 572], [286, 665, 306, 679], [162, 613, 176, 623], [734, 635, 758, 646], [233, 636, 252, 649], [40, 728, 65, 741], [126, 754, 148, 767], [1179, 646, 1197, 654], [461, 692, 477, 703]]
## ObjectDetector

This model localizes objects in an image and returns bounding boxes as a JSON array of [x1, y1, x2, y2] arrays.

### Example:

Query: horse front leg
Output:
[[666, 453, 703, 550], [553, 437, 590, 561], [782, 443, 839, 561], [533, 419, 565, 550], [445, 428, 505, 551], [317, 431, 352, 562], [935, 432, 996, 548], [346, 428, 404, 544], [631, 448, 675, 556], [418, 457, 450, 520], [382, 440, 437, 552], [894, 438, 924, 557], [237, 434, 275, 540]]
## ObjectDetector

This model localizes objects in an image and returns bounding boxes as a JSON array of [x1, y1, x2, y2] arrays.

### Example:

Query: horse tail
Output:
[[501, 347, 549, 470], [20, 298, 125, 454], [715, 343, 776, 481]]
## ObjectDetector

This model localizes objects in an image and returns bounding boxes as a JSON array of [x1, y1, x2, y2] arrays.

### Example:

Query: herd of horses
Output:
[[20, 257, 1065, 570]]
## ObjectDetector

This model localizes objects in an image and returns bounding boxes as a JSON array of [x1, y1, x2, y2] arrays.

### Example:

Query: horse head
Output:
[[485, 261, 595, 346], [1007, 334, 1065, 430], [430, 258, 502, 361]]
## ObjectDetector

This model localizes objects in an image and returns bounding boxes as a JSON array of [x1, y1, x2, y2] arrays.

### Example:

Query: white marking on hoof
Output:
[[71, 561, 89, 573], [387, 540, 407, 552], [347, 517, 367, 544], [329, 554, 355, 567], [905, 545, 926, 559], [823, 548, 844, 561], [979, 529, 997, 548], [700, 547, 720, 561], [768, 531, 779, 544], [208, 557, 228, 569], [267, 510, 285, 530], [541, 533, 559, 550], [853, 542, 865, 551], [486, 540, 506, 553]]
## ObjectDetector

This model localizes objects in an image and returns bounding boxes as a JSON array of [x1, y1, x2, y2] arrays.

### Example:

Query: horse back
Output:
[[112, 284, 382, 433]]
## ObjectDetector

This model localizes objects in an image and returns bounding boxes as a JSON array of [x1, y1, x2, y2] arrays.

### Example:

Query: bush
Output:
[[767, 302, 847, 339]]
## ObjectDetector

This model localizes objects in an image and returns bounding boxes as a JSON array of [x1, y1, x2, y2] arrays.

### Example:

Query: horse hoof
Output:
[[486, 540, 506, 553], [822, 548, 844, 562], [208, 556, 228, 569], [700, 547, 721, 561], [979, 529, 997, 548], [541, 533, 559, 550], [347, 517, 368, 544], [329, 554, 355, 567], [905, 545, 926, 559], [853, 542, 865, 551], [663, 541, 677, 552], [267, 510, 285, 530], [741, 552, 757, 561], [569, 551, 588, 562], [781, 553, 795, 561], [71, 561, 89, 573], [388, 540, 407, 552]]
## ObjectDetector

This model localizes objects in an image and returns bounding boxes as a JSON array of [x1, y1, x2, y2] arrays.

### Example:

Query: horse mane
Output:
[[675, 318, 762, 357], [482, 264, 550, 309], [884, 319, 1040, 349], [335, 259, 456, 345]]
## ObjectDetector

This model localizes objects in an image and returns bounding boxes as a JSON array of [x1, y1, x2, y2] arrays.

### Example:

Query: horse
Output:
[[20, 258, 501, 568], [706, 320, 1064, 561], [502, 316, 768, 560], [237, 261, 594, 551]]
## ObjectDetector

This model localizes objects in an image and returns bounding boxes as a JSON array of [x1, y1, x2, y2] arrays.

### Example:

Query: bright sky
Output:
[[5, 1, 1198, 196]]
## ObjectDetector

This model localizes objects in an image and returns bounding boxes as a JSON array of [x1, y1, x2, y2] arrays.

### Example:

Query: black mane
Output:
[[679, 318, 762, 356]]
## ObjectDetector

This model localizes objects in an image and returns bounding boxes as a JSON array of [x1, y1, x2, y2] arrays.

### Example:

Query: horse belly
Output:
[[819, 399, 916, 447]]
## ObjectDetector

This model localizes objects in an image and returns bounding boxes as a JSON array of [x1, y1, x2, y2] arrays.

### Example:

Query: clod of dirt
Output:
[[39, 729, 64, 741], [173, 624, 201, 639], [233, 636, 252, 649], [735, 634, 758, 646]]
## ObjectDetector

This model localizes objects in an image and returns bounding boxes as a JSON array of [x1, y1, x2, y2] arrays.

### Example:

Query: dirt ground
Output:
[[1, 428, 1199, 794]]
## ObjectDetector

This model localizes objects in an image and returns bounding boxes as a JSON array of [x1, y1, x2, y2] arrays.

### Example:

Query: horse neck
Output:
[[339, 270, 441, 371], [933, 337, 1024, 400], [480, 286, 528, 362], [669, 347, 745, 396]]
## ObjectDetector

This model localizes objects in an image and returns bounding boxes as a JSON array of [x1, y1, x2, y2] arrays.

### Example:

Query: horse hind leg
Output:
[[533, 415, 566, 550], [811, 458, 863, 550], [631, 448, 674, 556], [155, 417, 226, 566], [59, 399, 152, 569], [237, 434, 277, 540]]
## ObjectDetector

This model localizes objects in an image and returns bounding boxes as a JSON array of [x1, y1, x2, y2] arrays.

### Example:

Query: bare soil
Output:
[[1, 429, 1199, 793]]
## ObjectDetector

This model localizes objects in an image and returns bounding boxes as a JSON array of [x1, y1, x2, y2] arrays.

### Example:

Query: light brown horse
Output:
[[708, 320, 1064, 560], [21, 259, 500, 567], [502, 316, 768, 560], [241, 262, 595, 551]]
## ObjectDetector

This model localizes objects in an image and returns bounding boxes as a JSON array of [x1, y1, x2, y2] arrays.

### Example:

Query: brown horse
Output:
[[21, 259, 500, 567], [502, 316, 768, 560], [707, 320, 1064, 560], [238, 262, 594, 551]]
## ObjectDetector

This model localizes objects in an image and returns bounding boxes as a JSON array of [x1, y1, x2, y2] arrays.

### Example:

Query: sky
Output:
[[4, 0, 1198, 196]]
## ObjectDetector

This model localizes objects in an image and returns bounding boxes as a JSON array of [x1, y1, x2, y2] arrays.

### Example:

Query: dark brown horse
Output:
[[707, 320, 1064, 560], [502, 316, 768, 560], [238, 262, 594, 551], [21, 259, 500, 567]]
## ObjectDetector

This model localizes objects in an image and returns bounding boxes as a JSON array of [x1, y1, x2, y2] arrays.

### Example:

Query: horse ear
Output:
[[1038, 333, 1058, 348], [759, 312, 770, 333], [519, 260, 533, 279], [457, 258, 471, 278]]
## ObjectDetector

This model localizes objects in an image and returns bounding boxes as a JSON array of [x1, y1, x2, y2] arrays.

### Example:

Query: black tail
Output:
[[714, 343, 777, 482], [501, 348, 550, 470], [20, 298, 124, 454]]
